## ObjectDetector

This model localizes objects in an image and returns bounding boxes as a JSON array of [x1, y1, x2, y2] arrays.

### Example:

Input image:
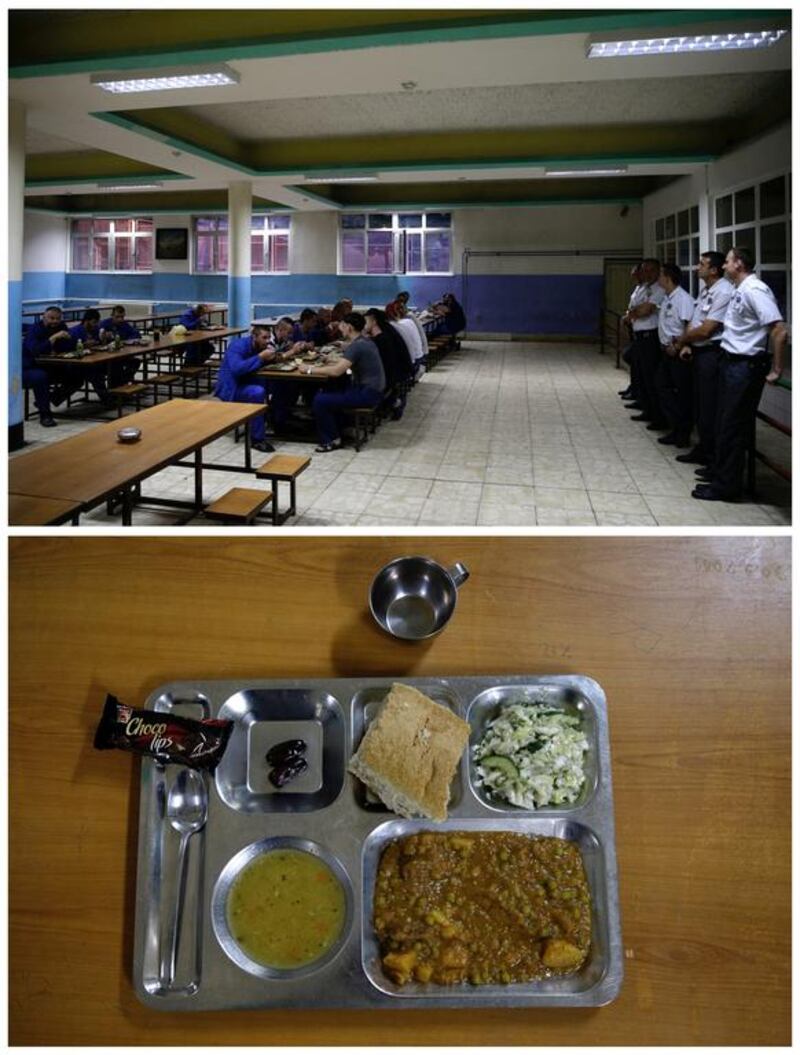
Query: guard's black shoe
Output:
[[253, 440, 275, 453], [630, 413, 650, 422], [695, 467, 714, 480], [646, 421, 669, 431], [624, 402, 643, 410], [692, 484, 738, 502], [657, 432, 679, 445], [40, 415, 58, 427], [675, 449, 708, 465], [618, 387, 633, 397]]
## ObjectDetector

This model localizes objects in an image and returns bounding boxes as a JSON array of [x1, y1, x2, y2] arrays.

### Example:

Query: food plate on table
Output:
[[132, 675, 622, 1010]]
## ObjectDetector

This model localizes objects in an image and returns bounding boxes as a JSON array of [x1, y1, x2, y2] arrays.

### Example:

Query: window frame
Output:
[[193, 212, 292, 274], [653, 205, 701, 296], [249, 213, 292, 274], [712, 169, 790, 321], [69, 216, 154, 274], [337, 210, 453, 276]]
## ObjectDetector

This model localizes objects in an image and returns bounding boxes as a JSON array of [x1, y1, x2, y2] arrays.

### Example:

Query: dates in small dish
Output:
[[266, 739, 307, 767], [266, 738, 308, 789], [268, 755, 308, 788]]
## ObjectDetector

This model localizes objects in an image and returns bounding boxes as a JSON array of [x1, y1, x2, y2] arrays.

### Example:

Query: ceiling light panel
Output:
[[91, 64, 239, 93], [587, 30, 788, 58], [544, 167, 628, 177]]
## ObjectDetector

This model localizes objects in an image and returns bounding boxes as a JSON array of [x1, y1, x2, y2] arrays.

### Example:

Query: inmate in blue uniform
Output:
[[214, 334, 269, 443]]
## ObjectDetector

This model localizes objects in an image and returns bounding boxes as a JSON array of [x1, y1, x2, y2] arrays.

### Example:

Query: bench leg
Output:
[[194, 449, 203, 510]]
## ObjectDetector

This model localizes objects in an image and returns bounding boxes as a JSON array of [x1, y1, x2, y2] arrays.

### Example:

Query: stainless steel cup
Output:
[[369, 556, 470, 640]]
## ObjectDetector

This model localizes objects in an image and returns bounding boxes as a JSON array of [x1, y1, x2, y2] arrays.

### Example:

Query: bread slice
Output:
[[348, 683, 469, 822]]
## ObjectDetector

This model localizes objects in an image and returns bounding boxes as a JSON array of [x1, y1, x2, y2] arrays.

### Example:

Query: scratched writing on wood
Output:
[[693, 557, 788, 582]]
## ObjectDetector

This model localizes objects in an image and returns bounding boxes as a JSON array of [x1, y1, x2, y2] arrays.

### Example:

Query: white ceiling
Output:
[[177, 71, 789, 141], [12, 17, 792, 208]]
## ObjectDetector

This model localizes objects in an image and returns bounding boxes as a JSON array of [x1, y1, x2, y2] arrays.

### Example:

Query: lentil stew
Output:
[[373, 831, 591, 986]]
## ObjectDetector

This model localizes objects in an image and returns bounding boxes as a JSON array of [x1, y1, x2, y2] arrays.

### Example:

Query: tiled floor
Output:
[[13, 341, 791, 527]]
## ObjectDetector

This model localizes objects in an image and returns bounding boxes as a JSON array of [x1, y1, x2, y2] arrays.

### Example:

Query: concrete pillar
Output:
[[227, 181, 252, 328], [9, 100, 26, 450]]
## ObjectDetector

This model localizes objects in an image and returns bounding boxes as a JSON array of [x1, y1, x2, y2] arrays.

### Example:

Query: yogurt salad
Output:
[[473, 702, 588, 809]]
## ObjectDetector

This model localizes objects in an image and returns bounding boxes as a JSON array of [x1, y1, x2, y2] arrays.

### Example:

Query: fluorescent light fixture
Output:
[[97, 182, 164, 191], [303, 174, 380, 184], [91, 64, 239, 93], [545, 166, 628, 177], [587, 29, 788, 58]]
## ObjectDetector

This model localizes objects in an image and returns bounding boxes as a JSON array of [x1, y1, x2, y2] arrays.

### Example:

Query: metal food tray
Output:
[[133, 675, 622, 1010]]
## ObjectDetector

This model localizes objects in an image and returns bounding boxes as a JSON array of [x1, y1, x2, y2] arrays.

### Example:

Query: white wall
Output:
[[456, 202, 642, 274], [23, 210, 68, 272], [291, 210, 337, 273]]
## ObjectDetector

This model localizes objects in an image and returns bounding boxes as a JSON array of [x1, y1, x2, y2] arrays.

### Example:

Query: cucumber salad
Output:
[[473, 702, 588, 808]]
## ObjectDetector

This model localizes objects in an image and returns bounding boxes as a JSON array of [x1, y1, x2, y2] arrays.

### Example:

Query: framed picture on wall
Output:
[[155, 228, 188, 260]]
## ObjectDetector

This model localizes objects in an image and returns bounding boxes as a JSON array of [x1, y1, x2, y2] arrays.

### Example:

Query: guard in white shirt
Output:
[[624, 258, 668, 429], [675, 251, 733, 466], [655, 263, 696, 447], [618, 262, 643, 401], [692, 246, 787, 502]]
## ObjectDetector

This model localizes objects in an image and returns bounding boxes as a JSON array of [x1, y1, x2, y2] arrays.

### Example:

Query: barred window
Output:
[[70, 217, 153, 272]]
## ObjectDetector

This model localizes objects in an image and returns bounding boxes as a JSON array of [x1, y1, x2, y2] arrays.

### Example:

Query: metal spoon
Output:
[[161, 768, 208, 987]]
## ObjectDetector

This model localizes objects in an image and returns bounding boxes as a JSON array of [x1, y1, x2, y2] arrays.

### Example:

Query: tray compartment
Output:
[[211, 835, 355, 980], [349, 681, 464, 812], [215, 689, 345, 813], [360, 817, 611, 1001], [466, 684, 599, 813]]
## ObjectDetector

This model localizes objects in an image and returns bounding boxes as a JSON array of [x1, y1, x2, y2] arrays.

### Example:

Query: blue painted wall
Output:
[[22, 270, 66, 303], [22, 271, 602, 336]]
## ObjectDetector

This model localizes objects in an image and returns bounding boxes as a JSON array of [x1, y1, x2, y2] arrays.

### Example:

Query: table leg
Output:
[[272, 479, 279, 526], [121, 488, 133, 526], [244, 428, 252, 471], [194, 448, 203, 510]]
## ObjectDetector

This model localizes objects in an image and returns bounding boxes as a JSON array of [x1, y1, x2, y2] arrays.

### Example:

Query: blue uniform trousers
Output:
[[230, 382, 267, 442], [710, 352, 770, 498], [312, 386, 383, 444], [23, 367, 53, 417], [634, 331, 666, 424], [657, 352, 693, 441], [692, 344, 722, 463]]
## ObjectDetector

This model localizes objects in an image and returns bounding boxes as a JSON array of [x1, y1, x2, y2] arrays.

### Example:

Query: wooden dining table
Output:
[[36, 326, 247, 383], [8, 536, 790, 1045], [8, 398, 263, 525]]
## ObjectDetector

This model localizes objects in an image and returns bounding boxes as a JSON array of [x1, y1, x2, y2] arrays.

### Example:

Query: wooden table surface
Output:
[[8, 491, 82, 526], [8, 536, 790, 1046], [8, 399, 261, 509], [36, 326, 246, 368]]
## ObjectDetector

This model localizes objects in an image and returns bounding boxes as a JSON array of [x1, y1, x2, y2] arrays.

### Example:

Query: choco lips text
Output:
[[94, 694, 233, 770]]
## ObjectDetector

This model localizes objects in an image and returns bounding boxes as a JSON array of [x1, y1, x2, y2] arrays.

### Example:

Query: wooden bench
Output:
[[146, 373, 181, 404], [178, 365, 206, 397], [108, 382, 148, 417], [255, 453, 311, 524], [344, 406, 379, 451], [204, 486, 273, 524]]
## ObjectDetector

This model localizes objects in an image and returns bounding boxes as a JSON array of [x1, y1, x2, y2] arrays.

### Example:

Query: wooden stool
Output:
[[255, 453, 311, 524], [179, 366, 205, 397], [146, 373, 180, 404], [344, 407, 378, 451], [109, 382, 148, 417], [204, 487, 273, 525]]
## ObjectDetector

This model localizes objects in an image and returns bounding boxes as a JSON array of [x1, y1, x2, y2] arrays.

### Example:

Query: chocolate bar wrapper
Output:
[[94, 694, 232, 771]]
